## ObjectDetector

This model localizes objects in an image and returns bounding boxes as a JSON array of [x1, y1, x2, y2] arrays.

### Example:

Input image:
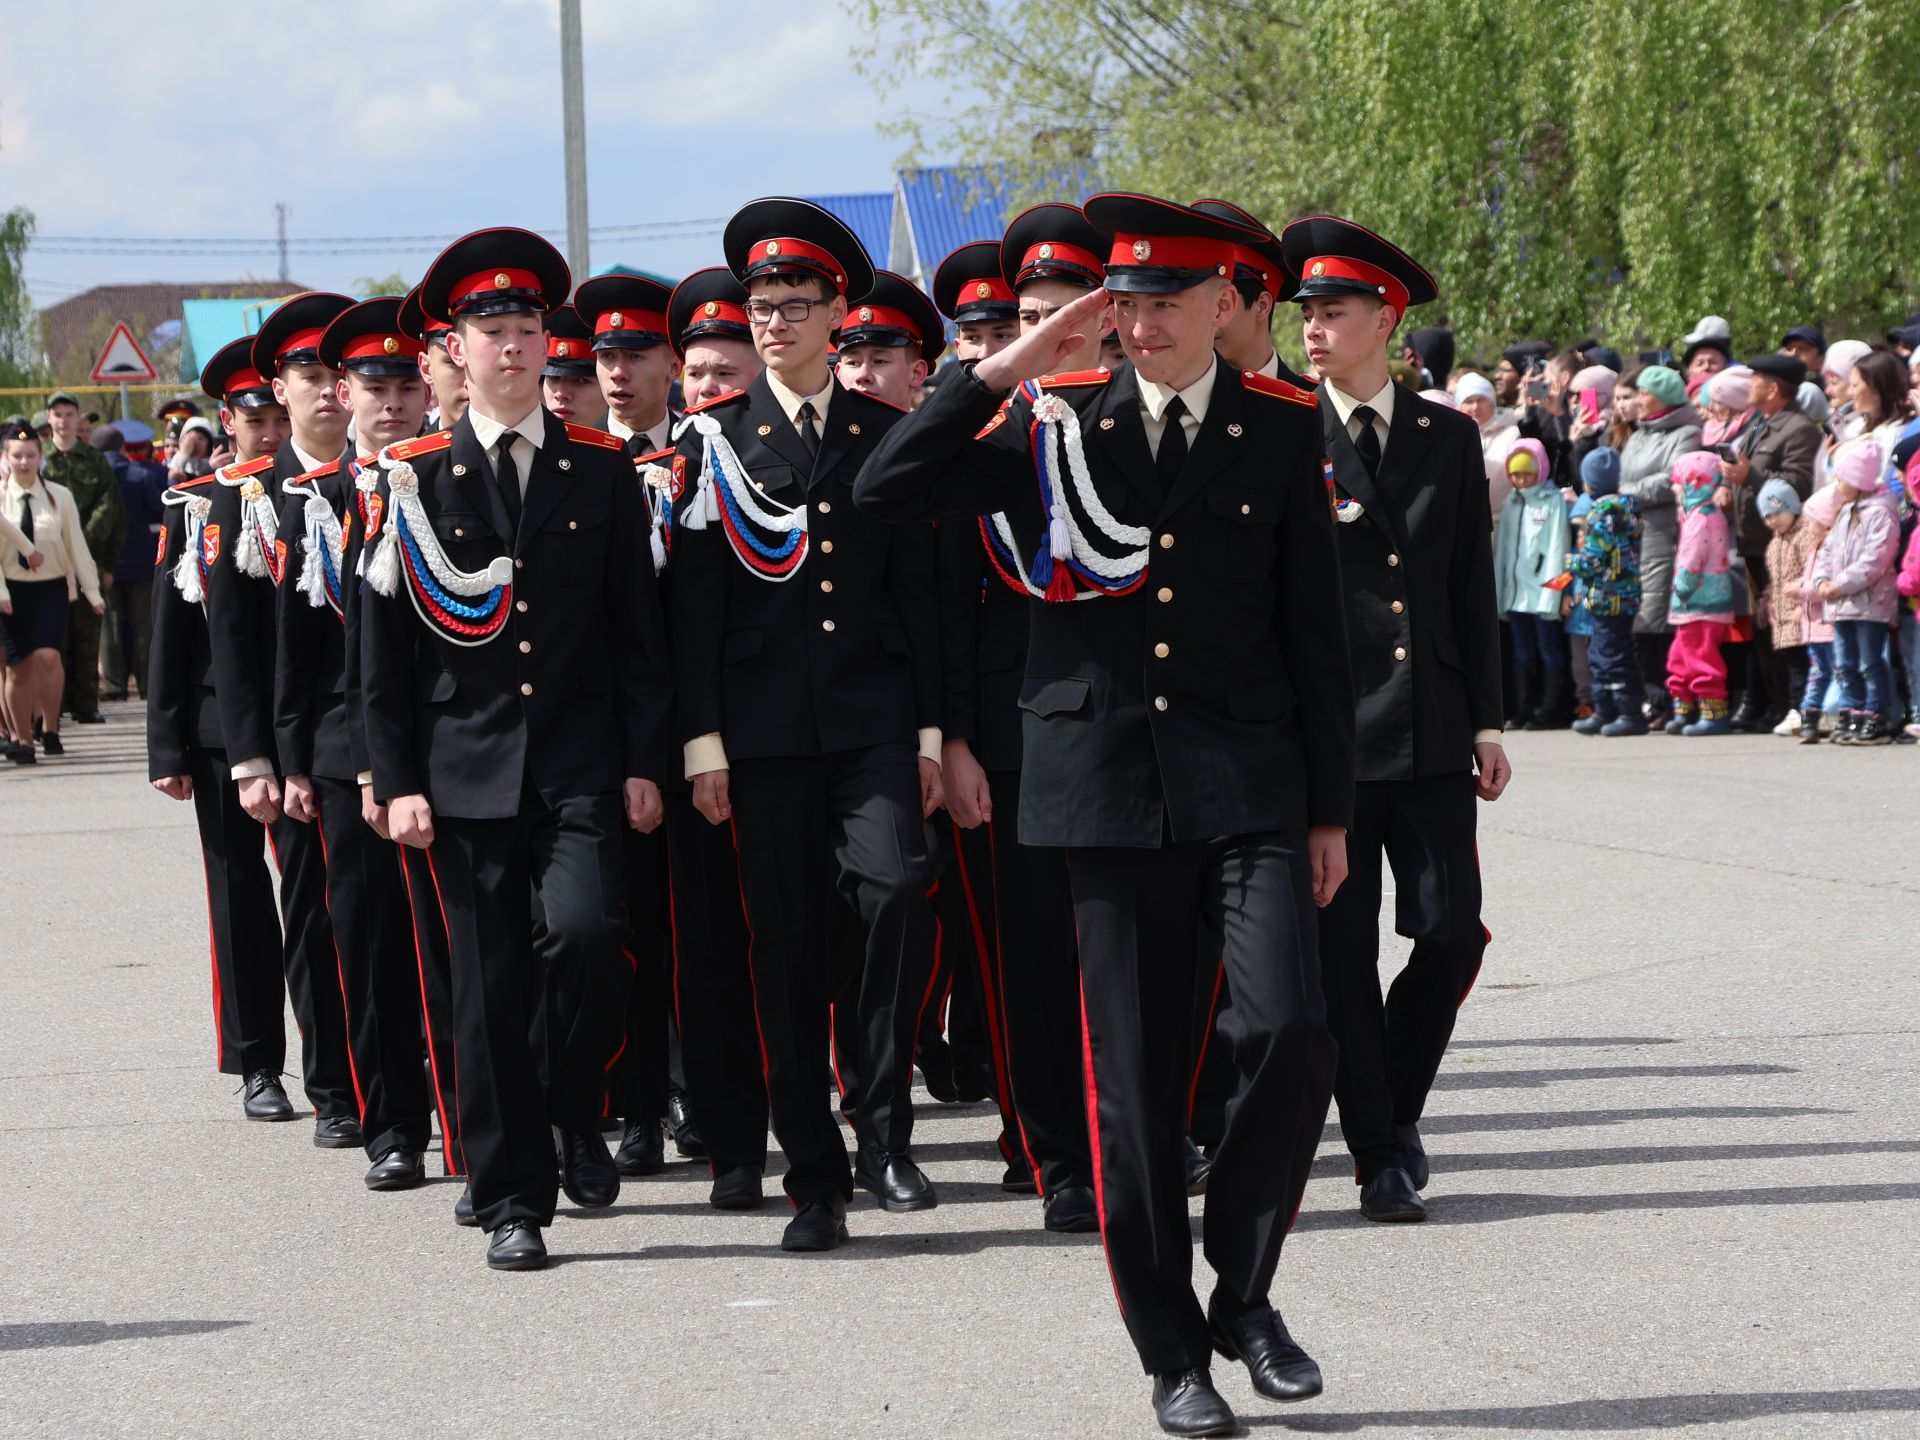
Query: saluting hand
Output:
[[625, 777, 664, 834], [973, 287, 1114, 394], [390, 794, 435, 849]]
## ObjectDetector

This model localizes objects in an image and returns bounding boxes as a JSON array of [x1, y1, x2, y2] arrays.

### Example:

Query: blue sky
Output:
[[4, 0, 936, 309]]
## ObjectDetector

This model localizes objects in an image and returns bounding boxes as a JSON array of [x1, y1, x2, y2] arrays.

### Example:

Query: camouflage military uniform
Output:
[[44, 439, 125, 716]]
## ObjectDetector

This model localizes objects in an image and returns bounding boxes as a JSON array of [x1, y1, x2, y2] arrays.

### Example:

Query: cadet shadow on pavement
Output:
[[1449, 1036, 1679, 1050], [1431, 1062, 1796, 1091], [568, 1180, 1032, 1221], [1242, 1386, 1920, 1431], [1285, 1182, 1920, 1233], [1307, 1138, 1920, 1180], [0, 1320, 248, 1352], [549, 1225, 1100, 1265], [1326, 1104, 1849, 1141]]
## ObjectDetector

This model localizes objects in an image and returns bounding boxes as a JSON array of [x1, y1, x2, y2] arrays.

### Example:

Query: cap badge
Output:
[[1310, 261, 1326, 277], [1132, 239, 1152, 262], [556, 342, 569, 357], [859, 307, 874, 323], [1038, 243, 1055, 259], [609, 311, 624, 329], [703, 301, 719, 318], [381, 336, 400, 355], [494, 272, 511, 289], [765, 241, 782, 257], [974, 281, 992, 299]]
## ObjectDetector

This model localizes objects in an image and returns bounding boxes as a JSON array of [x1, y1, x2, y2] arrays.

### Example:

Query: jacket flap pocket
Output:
[[415, 669, 456, 703], [723, 627, 765, 663], [430, 510, 486, 543], [543, 504, 608, 534], [1208, 487, 1280, 523], [1434, 632, 1465, 671], [1017, 675, 1091, 719]]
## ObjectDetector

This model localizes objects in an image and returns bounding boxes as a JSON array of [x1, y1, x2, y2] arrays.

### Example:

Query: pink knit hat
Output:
[[1506, 437, 1551, 482], [1831, 439, 1885, 493], [1709, 367, 1753, 411]]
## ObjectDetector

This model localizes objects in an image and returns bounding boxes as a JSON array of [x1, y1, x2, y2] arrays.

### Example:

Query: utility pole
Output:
[[274, 202, 290, 285], [559, 0, 590, 279]]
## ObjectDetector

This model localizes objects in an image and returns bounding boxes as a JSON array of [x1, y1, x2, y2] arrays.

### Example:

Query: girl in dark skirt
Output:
[[1, 423, 105, 759]]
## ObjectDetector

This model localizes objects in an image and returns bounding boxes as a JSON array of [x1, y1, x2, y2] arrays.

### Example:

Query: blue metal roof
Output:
[[179, 297, 289, 382], [800, 192, 894, 274], [892, 165, 1023, 285]]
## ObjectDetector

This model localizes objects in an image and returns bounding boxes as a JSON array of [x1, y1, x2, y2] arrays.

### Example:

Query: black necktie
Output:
[[797, 401, 821, 465], [494, 430, 523, 529], [1350, 405, 1382, 477], [17, 487, 33, 545], [1155, 396, 1188, 489]]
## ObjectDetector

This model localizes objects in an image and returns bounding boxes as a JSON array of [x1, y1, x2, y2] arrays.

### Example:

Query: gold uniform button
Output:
[[1394, 646, 1408, 661], [518, 641, 531, 654], [820, 580, 833, 593], [1159, 533, 1174, 550], [1157, 586, 1173, 603], [515, 600, 528, 613], [820, 540, 834, 554], [453, 527, 464, 538], [1240, 503, 1251, 516], [1391, 600, 1405, 613], [822, 619, 836, 633], [520, 682, 534, 696], [514, 558, 525, 570], [568, 520, 578, 531], [816, 500, 832, 514], [1153, 696, 1169, 712], [1154, 642, 1170, 659], [1387, 553, 1401, 567]]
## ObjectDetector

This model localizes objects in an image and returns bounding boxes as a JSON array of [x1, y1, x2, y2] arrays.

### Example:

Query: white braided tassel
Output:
[[169, 494, 212, 603], [296, 494, 340, 610], [364, 456, 410, 598]]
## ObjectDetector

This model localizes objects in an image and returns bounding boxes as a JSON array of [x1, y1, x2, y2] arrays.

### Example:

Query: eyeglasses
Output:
[[745, 298, 824, 325]]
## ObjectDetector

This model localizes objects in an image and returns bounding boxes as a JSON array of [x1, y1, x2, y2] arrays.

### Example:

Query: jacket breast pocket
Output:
[[415, 669, 457, 705], [1017, 675, 1092, 719], [1209, 487, 1280, 580], [430, 509, 488, 545]]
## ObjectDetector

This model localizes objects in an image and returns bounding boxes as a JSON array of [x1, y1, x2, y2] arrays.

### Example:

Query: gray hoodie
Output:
[[1616, 405, 1702, 632]]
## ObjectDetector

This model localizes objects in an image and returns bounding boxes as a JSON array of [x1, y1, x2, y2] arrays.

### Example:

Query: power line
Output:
[[29, 217, 727, 251]]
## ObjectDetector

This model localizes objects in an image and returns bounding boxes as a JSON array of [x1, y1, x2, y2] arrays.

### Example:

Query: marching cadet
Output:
[[270, 296, 437, 1190], [202, 292, 363, 1150], [670, 197, 944, 1250], [1190, 199, 1311, 388], [1281, 215, 1507, 1223], [574, 272, 679, 453], [856, 193, 1354, 1436], [926, 209, 1107, 1229], [146, 340, 294, 1122], [361, 227, 673, 1271], [401, 288, 468, 429], [538, 304, 609, 429]]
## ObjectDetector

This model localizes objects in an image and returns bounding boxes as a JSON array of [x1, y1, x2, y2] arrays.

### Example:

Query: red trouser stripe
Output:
[[421, 846, 470, 1178], [398, 845, 462, 1177], [727, 817, 787, 1208], [199, 846, 225, 1066], [1185, 959, 1226, 1130], [312, 810, 367, 1122], [969, 816, 1042, 1184]]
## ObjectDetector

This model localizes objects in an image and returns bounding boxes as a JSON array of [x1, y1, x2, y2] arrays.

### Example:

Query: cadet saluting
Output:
[[856, 193, 1354, 1438]]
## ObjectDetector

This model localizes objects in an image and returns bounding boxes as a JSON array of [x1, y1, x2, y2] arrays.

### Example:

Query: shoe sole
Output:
[[1362, 1206, 1426, 1222], [313, 1133, 363, 1149], [561, 1185, 620, 1209], [614, 1158, 665, 1177], [244, 1109, 296, 1122], [1186, 1176, 1210, 1197], [1152, 1402, 1238, 1437], [857, 1183, 939, 1213], [780, 1223, 849, 1252], [365, 1170, 427, 1192], [709, 1193, 765, 1212], [453, 1211, 481, 1228], [1001, 1178, 1038, 1194], [1211, 1336, 1326, 1403], [1044, 1214, 1100, 1234], [486, 1252, 548, 1272]]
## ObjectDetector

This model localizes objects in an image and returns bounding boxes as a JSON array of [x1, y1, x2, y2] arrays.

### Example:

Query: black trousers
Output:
[[187, 745, 287, 1076], [920, 813, 1000, 1089], [397, 843, 464, 1176], [663, 790, 767, 1176], [265, 808, 356, 1119], [426, 786, 629, 1231], [964, 768, 1091, 1192], [1318, 773, 1486, 1182], [310, 775, 432, 1160], [605, 826, 672, 1125], [728, 741, 936, 1203], [1067, 832, 1333, 1376]]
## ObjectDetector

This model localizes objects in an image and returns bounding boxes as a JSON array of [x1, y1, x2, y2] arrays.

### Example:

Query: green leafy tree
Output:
[[0, 207, 43, 388], [352, 272, 411, 299]]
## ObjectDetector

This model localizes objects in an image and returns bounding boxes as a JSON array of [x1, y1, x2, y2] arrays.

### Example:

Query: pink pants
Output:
[[1666, 620, 1730, 701]]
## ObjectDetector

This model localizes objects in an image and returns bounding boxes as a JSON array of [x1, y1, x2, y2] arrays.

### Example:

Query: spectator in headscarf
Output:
[[1701, 367, 1758, 451], [1822, 339, 1874, 434], [1455, 371, 1521, 528], [1616, 365, 1702, 719]]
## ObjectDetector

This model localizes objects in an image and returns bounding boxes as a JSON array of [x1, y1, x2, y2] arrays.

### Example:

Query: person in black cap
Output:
[[538, 304, 607, 428], [1780, 326, 1827, 376], [268, 296, 436, 1191], [360, 226, 674, 1271], [197, 292, 364, 1152], [671, 196, 943, 1251], [670, 268, 760, 410], [1405, 327, 1455, 389], [835, 269, 944, 412], [933, 241, 1019, 362], [1718, 350, 1821, 730], [399, 287, 467, 429], [146, 339, 296, 1124], [574, 273, 678, 454], [859, 190, 1353, 1435], [1281, 214, 1506, 1230], [1189, 198, 1310, 387]]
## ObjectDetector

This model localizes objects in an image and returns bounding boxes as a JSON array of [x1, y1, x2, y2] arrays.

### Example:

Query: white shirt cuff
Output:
[[918, 727, 943, 766], [230, 756, 276, 780], [1473, 729, 1504, 745], [684, 733, 729, 780], [357, 771, 374, 787]]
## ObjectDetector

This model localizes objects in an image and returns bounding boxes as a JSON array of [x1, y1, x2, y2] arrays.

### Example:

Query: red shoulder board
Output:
[[685, 388, 746, 415], [974, 408, 1009, 441], [390, 430, 453, 462], [354, 451, 379, 467], [565, 422, 624, 451], [1241, 371, 1319, 409], [219, 455, 275, 481], [154, 524, 169, 568], [1038, 368, 1113, 389], [632, 447, 675, 466], [859, 390, 909, 414], [294, 459, 341, 483], [169, 475, 215, 493]]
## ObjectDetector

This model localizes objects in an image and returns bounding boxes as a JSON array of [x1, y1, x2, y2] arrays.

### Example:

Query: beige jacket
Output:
[[0, 477, 103, 608]]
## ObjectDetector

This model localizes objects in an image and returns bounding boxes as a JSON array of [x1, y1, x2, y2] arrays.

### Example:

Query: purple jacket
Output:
[[1809, 490, 1901, 623]]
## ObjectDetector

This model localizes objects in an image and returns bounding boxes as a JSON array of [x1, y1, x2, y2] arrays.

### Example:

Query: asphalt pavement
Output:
[[2, 704, 1917, 1438]]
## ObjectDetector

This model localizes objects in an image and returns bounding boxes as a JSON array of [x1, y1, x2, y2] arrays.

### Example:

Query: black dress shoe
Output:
[[1397, 1123, 1429, 1191], [486, 1220, 547, 1271], [613, 1117, 665, 1177], [40, 733, 64, 755], [1359, 1167, 1426, 1222], [954, 1062, 995, 1103], [99, 690, 128, 703], [780, 1197, 848, 1252], [666, 1090, 707, 1159], [560, 1127, 621, 1208], [709, 1165, 765, 1211], [855, 1143, 938, 1212], [1184, 1137, 1213, 1197], [71, 710, 107, 725], [241, 1070, 294, 1121], [1042, 1183, 1100, 1233], [1208, 1299, 1324, 1401], [4, 739, 35, 764], [1150, 1368, 1236, 1437], [364, 1147, 426, 1191], [918, 1052, 959, 1104], [453, 1183, 479, 1227], [1000, 1154, 1037, 1193], [313, 1114, 362, 1149]]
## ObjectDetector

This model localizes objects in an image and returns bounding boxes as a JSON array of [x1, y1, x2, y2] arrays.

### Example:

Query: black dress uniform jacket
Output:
[[669, 376, 941, 759], [1320, 388, 1502, 780], [274, 450, 357, 781], [362, 409, 673, 816], [204, 446, 307, 769], [147, 475, 223, 776], [856, 357, 1355, 846]]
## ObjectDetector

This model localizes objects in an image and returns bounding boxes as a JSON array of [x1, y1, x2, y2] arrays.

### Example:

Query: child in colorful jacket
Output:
[[1567, 448, 1646, 735], [1665, 450, 1736, 735], [1809, 439, 1902, 744]]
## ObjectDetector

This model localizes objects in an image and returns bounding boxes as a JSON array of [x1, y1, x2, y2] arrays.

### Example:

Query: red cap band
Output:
[[957, 277, 1016, 306], [221, 365, 270, 397], [686, 299, 750, 330], [1017, 240, 1105, 283], [1230, 245, 1277, 294], [746, 238, 847, 291], [841, 303, 923, 343], [1301, 254, 1408, 315], [449, 266, 546, 310], [1106, 233, 1234, 277], [273, 327, 328, 363], [343, 333, 426, 363], [545, 335, 587, 361], [592, 308, 668, 339]]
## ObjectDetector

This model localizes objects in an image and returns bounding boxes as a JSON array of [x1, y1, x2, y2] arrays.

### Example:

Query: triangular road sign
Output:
[[89, 322, 157, 384]]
